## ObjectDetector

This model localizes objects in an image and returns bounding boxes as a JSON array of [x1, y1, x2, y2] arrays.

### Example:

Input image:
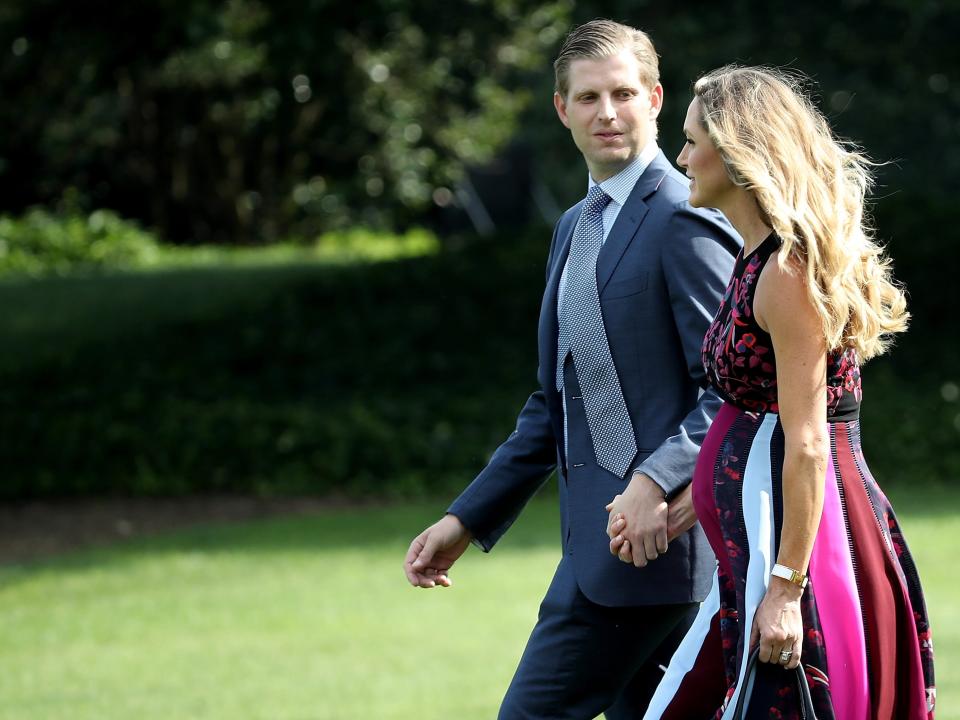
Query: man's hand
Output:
[[666, 484, 697, 543], [605, 473, 668, 567], [403, 514, 472, 588]]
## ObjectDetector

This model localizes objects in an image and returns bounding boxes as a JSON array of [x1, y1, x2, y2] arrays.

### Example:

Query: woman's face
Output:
[[677, 98, 736, 209]]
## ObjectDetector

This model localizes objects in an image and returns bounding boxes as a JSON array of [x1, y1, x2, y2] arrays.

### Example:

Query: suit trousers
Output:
[[498, 556, 698, 720]]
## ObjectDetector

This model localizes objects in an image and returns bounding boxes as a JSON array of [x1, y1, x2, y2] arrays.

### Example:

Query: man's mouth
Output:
[[595, 132, 622, 141]]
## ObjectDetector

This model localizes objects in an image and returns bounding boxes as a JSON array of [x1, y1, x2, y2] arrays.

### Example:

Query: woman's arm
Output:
[[751, 253, 829, 669]]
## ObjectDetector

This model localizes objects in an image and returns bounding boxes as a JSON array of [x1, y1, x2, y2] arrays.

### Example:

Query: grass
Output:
[[0, 485, 955, 720], [0, 498, 558, 720]]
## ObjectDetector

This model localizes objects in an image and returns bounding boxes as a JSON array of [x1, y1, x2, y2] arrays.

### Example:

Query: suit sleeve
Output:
[[447, 389, 558, 551], [636, 205, 739, 497], [445, 215, 574, 551]]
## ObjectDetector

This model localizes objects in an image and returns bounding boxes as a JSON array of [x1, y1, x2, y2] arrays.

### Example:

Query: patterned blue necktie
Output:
[[556, 185, 638, 477]]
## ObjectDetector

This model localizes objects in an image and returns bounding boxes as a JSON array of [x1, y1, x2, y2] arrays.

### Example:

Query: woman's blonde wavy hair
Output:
[[693, 65, 908, 360]]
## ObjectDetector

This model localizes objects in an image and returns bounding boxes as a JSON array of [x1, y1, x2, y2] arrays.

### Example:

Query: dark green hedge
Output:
[[0, 230, 547, 498], [1, 226, 956, 499]]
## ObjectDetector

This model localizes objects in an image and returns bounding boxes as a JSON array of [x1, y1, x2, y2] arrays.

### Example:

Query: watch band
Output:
[[771, 563, 808, 589]]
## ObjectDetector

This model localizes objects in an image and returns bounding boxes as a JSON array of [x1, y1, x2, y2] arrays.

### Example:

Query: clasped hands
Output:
[[605, 472, 697, 567]]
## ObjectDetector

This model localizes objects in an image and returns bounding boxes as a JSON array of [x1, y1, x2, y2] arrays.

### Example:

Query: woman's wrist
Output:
[[768, 574, 805, 601], [772, 562, 808, 589]]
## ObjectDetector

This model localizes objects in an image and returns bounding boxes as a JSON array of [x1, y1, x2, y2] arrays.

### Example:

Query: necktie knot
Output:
[[585, 186, 611, 215]]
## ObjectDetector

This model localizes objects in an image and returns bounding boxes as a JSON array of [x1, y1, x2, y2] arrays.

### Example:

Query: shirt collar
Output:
[[589, 142, 659, 206]]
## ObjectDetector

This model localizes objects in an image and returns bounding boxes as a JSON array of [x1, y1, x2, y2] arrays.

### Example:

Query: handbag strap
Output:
[[730, 647, 817, 719]]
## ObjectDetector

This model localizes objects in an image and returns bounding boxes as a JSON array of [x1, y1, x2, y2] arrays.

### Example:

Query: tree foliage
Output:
[[0, 0, 571, 243], [0, 0, 956, 282]]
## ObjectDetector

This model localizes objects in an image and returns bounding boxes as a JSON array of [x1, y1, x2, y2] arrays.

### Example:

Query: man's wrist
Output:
[[444, 512, 473, 539], [630, 470, 667, 500]]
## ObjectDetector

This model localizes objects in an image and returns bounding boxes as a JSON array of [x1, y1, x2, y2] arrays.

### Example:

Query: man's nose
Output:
[[597, 96, 616, 121]]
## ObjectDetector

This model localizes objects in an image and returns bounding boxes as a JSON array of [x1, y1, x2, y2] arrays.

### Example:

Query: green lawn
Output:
[[0, 486, 955, 719]]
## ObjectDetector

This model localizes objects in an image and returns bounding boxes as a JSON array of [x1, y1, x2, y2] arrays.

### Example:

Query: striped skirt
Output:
[[644, 403, 935, 719]]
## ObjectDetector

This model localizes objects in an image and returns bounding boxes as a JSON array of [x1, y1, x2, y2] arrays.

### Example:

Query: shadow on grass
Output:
[[0, 491, 563, 588], [876, 483, 960, 519], [2, 482, 955, 592]]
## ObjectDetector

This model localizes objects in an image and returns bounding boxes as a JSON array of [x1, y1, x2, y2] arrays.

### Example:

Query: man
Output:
[[403, 19, 740, 719]]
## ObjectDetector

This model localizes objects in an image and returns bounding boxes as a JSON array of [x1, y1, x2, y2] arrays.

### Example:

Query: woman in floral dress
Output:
[[630, 66, 935, 719]]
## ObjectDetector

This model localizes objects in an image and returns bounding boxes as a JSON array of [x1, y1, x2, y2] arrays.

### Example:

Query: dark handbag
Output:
[[730, 647, 818, 719]]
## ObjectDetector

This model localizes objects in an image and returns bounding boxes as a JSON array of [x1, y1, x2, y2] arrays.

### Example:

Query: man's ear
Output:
[[649, 83, 664, 121], [554, 91, 571, 128]]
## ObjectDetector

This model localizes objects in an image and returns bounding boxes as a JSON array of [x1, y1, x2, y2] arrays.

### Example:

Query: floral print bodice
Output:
[[701, 233, 862, 419]]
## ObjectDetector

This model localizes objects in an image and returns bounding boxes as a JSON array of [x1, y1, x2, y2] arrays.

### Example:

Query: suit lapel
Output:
[[595, 152, 670, 294], [544, 217, 576, 317], [539, 202, 580, 398]]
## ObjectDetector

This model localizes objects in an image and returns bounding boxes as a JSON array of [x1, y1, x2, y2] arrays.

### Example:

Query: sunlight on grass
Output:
[[0, 488, 954, 720], [0, 500, 558, 720], [147, 227, 440, 270]]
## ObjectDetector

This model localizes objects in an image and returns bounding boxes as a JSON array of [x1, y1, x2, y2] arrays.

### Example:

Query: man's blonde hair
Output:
[[553, 19, 659, 99], [693, 65, 908, 359]]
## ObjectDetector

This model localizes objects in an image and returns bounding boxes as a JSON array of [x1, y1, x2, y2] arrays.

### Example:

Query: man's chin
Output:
[[589, 152, 634, 179]]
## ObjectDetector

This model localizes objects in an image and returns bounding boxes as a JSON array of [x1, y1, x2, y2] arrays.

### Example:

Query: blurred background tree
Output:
[[0, 0, 957, 498], [0, 0, 569, 243]]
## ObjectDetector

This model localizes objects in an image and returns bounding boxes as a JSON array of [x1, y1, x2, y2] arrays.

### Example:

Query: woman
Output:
[[627, 66, 935, 719]]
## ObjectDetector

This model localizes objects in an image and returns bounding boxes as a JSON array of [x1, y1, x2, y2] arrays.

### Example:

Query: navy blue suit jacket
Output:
[[448, 152, 741, 607]]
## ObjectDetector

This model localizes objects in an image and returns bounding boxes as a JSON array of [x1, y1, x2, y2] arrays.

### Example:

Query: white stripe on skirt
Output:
[[720, 412, 778, 719], [641, 568, 721, 719]]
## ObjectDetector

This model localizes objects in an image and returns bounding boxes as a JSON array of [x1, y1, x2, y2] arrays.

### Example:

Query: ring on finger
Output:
[[778, 649, 793, 665]]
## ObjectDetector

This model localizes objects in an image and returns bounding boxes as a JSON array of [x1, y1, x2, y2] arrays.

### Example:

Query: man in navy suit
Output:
[[403, 19, 740, 719]]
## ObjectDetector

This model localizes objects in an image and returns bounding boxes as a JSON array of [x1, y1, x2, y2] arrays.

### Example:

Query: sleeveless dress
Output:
[[643, 234, 935, 719]]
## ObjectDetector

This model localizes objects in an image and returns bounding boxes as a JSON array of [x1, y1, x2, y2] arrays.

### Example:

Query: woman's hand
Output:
[[749, 578, 803, 670], [607, 484, 699, 563], [604, 473, 669, 567]]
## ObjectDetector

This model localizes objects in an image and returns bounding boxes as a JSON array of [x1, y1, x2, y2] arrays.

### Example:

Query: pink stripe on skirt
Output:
[[809, 455, 869, 720]]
